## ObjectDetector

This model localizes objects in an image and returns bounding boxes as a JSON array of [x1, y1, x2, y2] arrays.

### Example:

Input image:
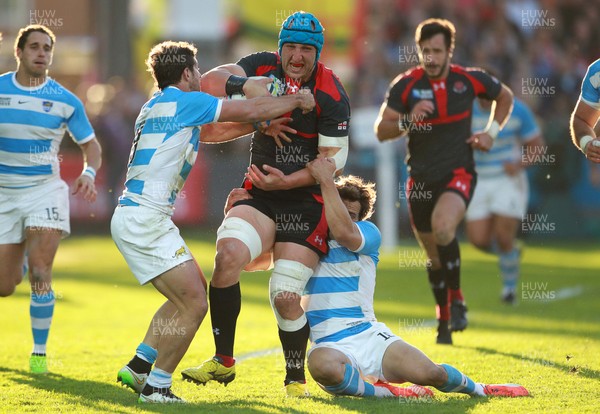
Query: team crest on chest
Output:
[[453, 81, 467, 94], [42, 101, 53, 112]]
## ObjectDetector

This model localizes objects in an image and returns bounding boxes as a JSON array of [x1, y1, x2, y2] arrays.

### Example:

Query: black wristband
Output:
[[225, 75, 248, 96]]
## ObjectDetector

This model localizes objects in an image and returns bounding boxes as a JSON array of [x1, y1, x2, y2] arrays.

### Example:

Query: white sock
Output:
[[146, 367, 172, 389]]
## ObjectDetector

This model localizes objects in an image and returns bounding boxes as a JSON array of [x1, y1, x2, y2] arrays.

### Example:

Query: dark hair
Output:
[[146, 41, 197, 90], [336, 175, 377, 221], [415, 18, 455, 51], [15, 24, 56, 51]]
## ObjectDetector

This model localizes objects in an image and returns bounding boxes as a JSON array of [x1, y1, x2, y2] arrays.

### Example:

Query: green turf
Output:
[[1, 236, 599, 413]]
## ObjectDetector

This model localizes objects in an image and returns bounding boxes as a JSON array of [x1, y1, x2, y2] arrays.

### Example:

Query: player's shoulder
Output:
[[584, 58, 600, 88], [356, 220, 381, 238], [47, 78, 81, 101], [238, 51, 278, 67], [451, 64, 488, 77], [0, 71, 13, 84], [390, 66, 425, 88], [314, 62, 349, 103]]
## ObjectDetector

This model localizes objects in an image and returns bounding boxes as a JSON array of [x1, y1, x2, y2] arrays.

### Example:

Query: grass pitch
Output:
[[1, 234, 599, 413]]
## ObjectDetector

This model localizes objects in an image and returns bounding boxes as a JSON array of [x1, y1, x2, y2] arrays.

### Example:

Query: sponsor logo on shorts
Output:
[[172, 246, 187, 259]]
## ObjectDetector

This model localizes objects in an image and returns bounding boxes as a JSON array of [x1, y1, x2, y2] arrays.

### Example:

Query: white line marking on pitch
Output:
[[552, 285, 584, 301], [236, 347, 281, 363]]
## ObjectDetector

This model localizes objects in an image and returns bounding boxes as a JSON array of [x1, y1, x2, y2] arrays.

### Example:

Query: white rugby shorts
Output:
[[466, 171, 529, 221], [0, 178, 70, 243], [308, 321, 403, 382], [111, 205, 193, 285]]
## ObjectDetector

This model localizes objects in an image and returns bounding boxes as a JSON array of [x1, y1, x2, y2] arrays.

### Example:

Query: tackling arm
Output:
[[307, 158, 362, 250]]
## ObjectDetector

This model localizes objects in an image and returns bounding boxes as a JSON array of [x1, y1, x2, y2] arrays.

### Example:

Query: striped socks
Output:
[[437, 363, 484, 396], [30, 291, 55, 355]]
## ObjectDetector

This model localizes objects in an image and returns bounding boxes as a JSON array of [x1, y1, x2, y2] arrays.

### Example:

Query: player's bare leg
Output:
[[382, 340, 529, 397], [0, 242, 26, 297], [182, 205, 274, 386], [126, 259, 206, 403], [431, 192, 468, 333], [466, 217, 494, 251], [25, 228, 61, 373], [308, 347, 431, 398], [271, 242, 319, 397], [149, 261, 207, 372]]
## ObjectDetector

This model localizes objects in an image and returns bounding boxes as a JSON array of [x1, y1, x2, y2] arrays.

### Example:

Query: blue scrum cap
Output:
[[278, 11, 324, 62]]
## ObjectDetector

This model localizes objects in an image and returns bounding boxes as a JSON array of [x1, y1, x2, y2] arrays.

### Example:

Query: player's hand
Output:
[[297, 89, 315, 114], [245, 164, 289, 191], [243, 76, 272, 98], [71, 175, 97, 202], [467, 132, 494, 152], [584, 139, 600, 164], [409, 100, 435, 120], [257, 117, 296, 148], [307, 157, 336, 183], [224, 188, 252, 215], [503, 161, 522, 176]]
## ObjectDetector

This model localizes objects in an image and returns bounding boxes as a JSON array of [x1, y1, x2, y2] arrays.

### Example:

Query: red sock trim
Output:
[[436, 304, 450, 320], [215, 354, 235, 367], [449, 289, 464, 303]]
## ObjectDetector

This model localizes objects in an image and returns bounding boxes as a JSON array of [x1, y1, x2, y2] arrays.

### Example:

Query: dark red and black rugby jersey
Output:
[[386, 64, 502, 182], [237, 51, 350, 198]]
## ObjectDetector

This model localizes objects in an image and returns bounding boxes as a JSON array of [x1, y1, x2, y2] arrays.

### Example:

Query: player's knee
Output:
[[308, 354, 344, 385], [213, 241, 248, 280], [273, 293, 302, 320], [0, 279, 17, 297], [29, 265, 51, 291], [215, 217, 262, 279], [426, 364, 448, 387], [432, 223, 455, 245]]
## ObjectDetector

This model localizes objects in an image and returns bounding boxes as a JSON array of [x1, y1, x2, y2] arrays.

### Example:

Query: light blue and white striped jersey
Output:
[[118, 86, 222, 214], [580, 58, 600, 110], [472, 98, 540, 178], [302, 221, 381, 344], [0, 72, 95, 188]]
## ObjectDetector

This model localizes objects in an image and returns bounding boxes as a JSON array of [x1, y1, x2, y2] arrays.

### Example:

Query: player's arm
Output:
[[200, 117, 295, 145], [307, 157, 362, 250], [201, 63, 271, 98], [468, 83, 514, 151], [72, 137, 102, 202], [375, 103, 410, 141], [570, 99, 600, 161], [218, 91, 314, 123], [246, 133, 348, 190]]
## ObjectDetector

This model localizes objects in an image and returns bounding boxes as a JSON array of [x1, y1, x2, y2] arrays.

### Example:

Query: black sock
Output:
[[209, 282, 241, 357], [279, 322, 310, 384], [437, 238, 461, 291], [428, 267, 449, 320], [128, 355, 152, 374]]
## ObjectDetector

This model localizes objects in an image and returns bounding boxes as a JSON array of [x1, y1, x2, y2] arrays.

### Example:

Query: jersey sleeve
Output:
[[316, 77, 351, 138], [236, 51, 276, 77], [514, 100, 540, 142], [178, 91, 222, 127], [385, 76, 409, 114], [66, 95, 95, 145], [351, 221, 381, 257], [580, 59, 600, 110], [467, 69, 502, 100]]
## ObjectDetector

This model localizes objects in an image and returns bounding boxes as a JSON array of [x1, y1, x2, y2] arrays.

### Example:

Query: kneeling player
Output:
[[302, 159, 529, 399]]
